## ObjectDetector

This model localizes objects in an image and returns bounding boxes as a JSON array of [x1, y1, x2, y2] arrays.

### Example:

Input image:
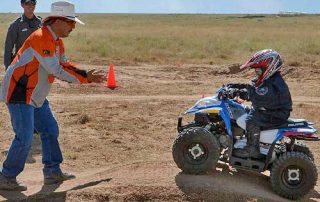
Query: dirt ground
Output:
[[0, 63, 319, 201]]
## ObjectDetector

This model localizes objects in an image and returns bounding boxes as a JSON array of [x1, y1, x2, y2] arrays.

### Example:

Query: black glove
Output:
[[226, 88, 239, 99], [238, 89, 249, 101], [226, 88, 249, 100], [226, 83, 248, 90]]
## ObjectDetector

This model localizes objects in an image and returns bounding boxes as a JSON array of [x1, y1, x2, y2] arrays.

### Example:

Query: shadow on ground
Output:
[[0, 178, 112, 201], [174, 162, 319, 202]]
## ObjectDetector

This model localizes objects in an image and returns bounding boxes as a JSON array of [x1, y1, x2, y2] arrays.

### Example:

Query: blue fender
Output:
[[199, 107, 233, 137], [218, 110, 233, 137]]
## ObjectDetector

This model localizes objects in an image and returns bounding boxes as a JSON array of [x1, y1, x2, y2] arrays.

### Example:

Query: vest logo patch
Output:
[[255, 87, 268, 96], [43, 50, 51, 55]]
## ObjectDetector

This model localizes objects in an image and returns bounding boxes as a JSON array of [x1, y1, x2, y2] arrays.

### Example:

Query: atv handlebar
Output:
[[218, 85, 249, 101], [218, 85, 239, 100]]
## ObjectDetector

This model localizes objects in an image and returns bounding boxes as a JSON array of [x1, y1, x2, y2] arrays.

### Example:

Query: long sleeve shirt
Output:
[[247, 72, 292, 111], [1, 26, 89, 107]]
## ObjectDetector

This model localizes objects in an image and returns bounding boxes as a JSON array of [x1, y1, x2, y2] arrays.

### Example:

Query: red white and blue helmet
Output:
[[240, 49, 283, 87]]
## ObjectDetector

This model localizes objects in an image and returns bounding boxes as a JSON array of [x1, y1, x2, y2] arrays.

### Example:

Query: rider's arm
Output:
[[4, 22, 18, 69], [227, 83, 249, 90]]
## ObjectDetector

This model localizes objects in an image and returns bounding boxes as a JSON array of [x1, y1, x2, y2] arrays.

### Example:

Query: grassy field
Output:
[[1, 14, 320, 66], [0, 14, 320, 201]]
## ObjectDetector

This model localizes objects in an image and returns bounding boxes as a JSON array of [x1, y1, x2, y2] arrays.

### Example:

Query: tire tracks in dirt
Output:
[[2, 160, 318, 201], [48, 93, 320, 104]]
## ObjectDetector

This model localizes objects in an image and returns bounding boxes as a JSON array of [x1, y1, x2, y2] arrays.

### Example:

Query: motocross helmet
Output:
[[240, 49, 283, 87]]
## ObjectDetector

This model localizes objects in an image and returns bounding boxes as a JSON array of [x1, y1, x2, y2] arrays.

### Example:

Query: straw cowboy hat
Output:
[[43, 1, 84, 25]]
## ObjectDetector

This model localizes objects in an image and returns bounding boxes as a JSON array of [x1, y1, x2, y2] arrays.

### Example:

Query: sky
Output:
[[0, 0, 319, 14]]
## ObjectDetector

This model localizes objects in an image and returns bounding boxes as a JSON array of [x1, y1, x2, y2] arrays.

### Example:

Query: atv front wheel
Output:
[[270, 152, 318, 200], [172, 127, 220, 174]]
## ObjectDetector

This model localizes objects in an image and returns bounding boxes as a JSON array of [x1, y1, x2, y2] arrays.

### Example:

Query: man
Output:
[[4, 0, 42, 70], [0, 1, 106, 191], [229, 49, 292, 158]]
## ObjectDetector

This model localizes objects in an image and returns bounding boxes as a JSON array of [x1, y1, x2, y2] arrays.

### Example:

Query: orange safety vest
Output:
[[0, 26, 89, 107]]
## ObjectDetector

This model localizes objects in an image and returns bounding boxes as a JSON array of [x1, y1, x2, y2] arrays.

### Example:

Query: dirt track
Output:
[[0, 64, 319, 201]]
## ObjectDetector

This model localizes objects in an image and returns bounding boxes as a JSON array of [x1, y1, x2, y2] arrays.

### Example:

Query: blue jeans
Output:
[[2, 99, 63, 178]]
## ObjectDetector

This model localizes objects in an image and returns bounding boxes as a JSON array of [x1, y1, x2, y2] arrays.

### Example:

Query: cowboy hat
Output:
[[21, 0, 37, 4], [43, 1, 84, 25]]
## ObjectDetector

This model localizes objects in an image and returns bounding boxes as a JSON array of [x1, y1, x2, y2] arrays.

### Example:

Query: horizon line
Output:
[[1, 12, 320, 15]]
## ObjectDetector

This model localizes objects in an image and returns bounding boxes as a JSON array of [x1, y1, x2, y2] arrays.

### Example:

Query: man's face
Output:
[[22, 1, 36, 16], [56, 18, 76, 38]]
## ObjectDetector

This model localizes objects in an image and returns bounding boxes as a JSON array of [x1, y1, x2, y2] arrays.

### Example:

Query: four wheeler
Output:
[[172, 85, 319, 200]]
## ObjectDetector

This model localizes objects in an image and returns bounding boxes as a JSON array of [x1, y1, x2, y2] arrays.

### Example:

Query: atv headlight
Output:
[[185, 97, 222, 114], [194, 97, 221, 109]]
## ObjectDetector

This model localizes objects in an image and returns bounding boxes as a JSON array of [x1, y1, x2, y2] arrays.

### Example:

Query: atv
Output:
[[172, 85, 319, 200]]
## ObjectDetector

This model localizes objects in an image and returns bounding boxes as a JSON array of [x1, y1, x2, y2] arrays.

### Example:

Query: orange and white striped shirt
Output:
[[1, 25, 89, 107]]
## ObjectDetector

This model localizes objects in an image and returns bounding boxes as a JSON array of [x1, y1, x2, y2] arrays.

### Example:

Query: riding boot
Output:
[[234, 125, 261, 158]]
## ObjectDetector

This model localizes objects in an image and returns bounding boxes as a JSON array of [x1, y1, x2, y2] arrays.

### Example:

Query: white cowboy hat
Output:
[[43, 1, 84, 25]]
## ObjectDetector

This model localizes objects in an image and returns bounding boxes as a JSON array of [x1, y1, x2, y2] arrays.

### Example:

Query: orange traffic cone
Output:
[[106, 64, 117, 90]]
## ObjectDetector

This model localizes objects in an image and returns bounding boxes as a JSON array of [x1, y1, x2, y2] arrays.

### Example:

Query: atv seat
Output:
[[261, 118, 309, 130], [286, 118, 309, 127]]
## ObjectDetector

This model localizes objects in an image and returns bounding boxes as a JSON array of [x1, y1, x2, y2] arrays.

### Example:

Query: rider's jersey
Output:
[[248, 72, 292, 112]]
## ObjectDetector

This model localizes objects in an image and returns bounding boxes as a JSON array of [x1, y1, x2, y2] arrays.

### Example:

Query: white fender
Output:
[[236, 114, 279, 144], [259, 129, 279, 144]]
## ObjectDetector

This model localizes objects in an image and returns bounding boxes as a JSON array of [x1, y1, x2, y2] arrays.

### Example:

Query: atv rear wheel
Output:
[[271, 152, 318, 200], [286, 143, 314, 161], [172, 127, 220, 174]]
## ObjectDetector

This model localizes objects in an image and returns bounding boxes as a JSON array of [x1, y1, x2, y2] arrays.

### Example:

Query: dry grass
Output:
[[1, 14, 320, 66], [0, 15, 319, 201]]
